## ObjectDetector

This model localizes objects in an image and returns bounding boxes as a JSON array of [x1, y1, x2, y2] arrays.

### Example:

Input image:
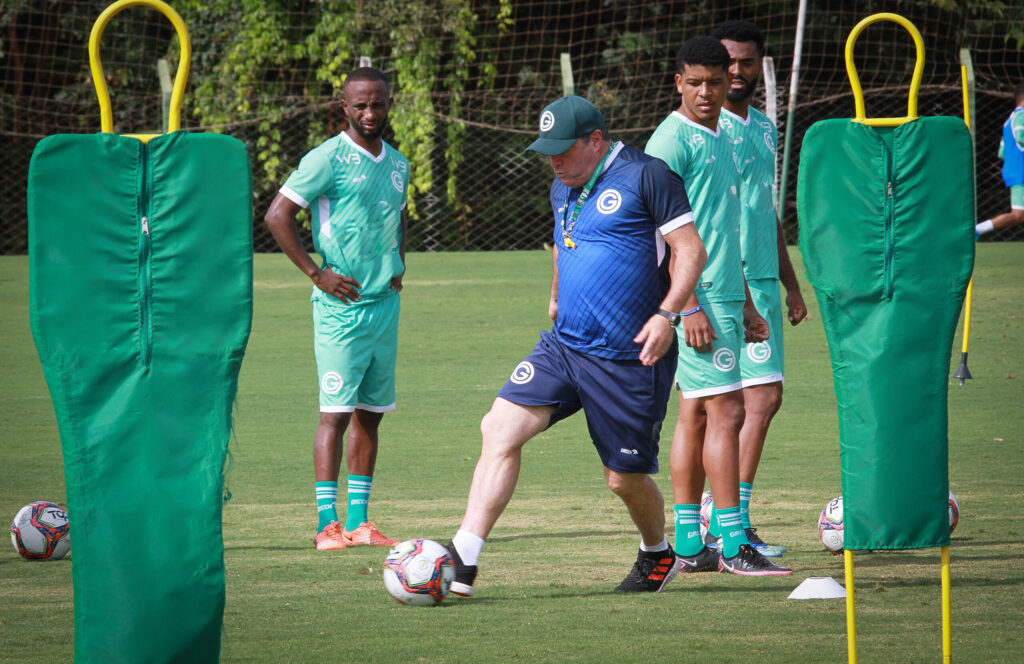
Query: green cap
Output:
[[525, 96, 605, 156]]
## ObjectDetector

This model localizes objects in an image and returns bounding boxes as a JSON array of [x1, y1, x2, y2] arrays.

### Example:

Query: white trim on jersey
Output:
[[672, 110, 721, 137], [740, 373, 784, 388], [280, 185, 309, 209], [340, 131, 388, 163], [601, 140, 625, 173], [721, 107, 752, 126], [318, 195, 332, 239], [659, 212, 695, 236]]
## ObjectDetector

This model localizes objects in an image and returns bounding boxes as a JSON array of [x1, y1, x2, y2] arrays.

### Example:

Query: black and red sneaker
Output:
[[614, 547, 681, 592]]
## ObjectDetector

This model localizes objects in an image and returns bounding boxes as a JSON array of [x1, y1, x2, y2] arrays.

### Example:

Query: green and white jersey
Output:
[[720, 106, 779, 280], [646, 111, 745, 303], [281, 132, 409, 305]]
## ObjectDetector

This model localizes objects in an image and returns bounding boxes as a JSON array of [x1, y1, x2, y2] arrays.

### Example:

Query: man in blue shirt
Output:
[[976, 82, 1024, 237], [445, 96, 707, 595]]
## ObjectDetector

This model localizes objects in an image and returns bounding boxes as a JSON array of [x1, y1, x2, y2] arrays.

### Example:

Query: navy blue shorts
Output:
[[497, 331, 676, 474]]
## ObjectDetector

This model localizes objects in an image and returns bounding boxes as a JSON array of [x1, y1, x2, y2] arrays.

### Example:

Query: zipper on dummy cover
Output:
[[138, 141, 153, 367], [882, 140, 895, 301]]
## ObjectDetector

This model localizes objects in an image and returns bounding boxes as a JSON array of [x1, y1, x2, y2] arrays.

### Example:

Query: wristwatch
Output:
[[656, 308, 681, 327]]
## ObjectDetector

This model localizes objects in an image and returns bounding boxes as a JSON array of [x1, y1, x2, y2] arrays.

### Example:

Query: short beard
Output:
[[349, 117, 387, 142], [726, 78, 758, 104]]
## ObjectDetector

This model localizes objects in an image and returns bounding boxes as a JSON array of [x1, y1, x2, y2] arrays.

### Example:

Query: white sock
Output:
[[976, 219, 994, 234], [640, 538, 670, 552], [452, 529, 485, 566]]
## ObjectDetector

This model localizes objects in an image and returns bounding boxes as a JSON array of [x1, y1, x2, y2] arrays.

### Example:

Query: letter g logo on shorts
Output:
[[510, 361, 535, 385], [321, 371, 344, 395], [712, 348, 736, 372], [746, 342, 772, 364]]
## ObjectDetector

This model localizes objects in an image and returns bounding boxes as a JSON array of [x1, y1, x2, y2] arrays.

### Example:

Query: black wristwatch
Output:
[[657, 308, 681, 327]]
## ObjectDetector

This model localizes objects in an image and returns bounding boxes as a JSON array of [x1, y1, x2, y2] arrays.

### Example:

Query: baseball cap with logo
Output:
[[525, 96, 606, 156]]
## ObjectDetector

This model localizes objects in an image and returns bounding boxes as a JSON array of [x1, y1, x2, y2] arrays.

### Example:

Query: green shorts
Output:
[[1011, 184, 1024, 210], [675, 300, 744, 399], [312, 293, 400, 413], [739, 278, 785, 387]]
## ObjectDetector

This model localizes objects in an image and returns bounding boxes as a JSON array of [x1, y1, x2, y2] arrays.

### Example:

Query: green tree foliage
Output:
[[174, 0, 512, 217]]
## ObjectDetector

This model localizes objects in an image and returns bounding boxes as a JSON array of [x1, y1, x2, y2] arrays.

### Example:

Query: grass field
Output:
[[1, 245, 1022, 663]]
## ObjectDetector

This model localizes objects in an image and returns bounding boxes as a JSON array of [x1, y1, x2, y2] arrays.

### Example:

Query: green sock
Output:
[[315, 481, 338, 533], [344, 475, 372, 531], [673, 504, 703, 556], [739, 482, 753, 530], [718, 506, 749, 558]]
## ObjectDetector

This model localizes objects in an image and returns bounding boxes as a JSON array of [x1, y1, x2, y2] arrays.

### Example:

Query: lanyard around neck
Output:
[[561, 144, 614, 249]]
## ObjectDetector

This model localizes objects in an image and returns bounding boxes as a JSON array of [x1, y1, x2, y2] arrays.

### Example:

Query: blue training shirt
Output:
[[550, 142, 694, 360], [1002, 107, 1024, 188]]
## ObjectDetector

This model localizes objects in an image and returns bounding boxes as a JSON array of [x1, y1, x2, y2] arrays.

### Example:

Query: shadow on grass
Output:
[[487, 529, 636, 543]]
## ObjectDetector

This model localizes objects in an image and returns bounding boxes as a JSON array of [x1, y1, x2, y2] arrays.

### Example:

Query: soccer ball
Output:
[[948, 491, 960, 533], [383, 538, 454, 606], [699, 490, 714, 540], [817, 496, 844, 554], [10, 501, 70, 560]]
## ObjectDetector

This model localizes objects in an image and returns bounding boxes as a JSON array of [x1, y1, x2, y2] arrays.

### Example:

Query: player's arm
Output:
[[390, 207, 408, 293], [549, 245, 559, 321], [264, 192, 361, 303], [636, 224, 705, 366], [742, 279, 769, 342], [633, 157, 707, 365], [775, 218, 807, 325]]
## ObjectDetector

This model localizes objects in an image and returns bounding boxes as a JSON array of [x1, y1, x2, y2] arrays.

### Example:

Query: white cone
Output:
[[787, 576, 847, 599]]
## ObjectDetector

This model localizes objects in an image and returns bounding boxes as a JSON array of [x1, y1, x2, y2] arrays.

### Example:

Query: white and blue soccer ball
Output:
[[699, 489, 714, 541], [383, 538, 454, 606], [10, 501, 70, 560], [817, 496, 844, 554]]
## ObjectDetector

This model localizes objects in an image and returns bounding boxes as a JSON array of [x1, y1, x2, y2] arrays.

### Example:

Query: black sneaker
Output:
[[677, 545, 719, 573], [615, 548, 681, 592], [445, 542, 478, 597], [719, 544, 793, 576], [744, 527, 786, 557]]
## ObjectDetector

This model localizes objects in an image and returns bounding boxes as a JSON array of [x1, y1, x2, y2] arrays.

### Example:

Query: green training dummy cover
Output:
[[797, 116, 974, 550], [28, 130, 252, 663]]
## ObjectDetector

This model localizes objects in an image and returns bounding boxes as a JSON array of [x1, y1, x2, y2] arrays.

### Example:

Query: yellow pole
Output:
[[955, 57, 975, 384], [942, 545, 952, 663], [88, 0, 190, 143], [845, 549, 858, 664]]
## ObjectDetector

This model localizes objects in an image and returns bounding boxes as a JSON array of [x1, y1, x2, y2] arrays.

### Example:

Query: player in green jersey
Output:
[[646, 37, 790, 576], [710, 20, 808, 556], [976, 82, 1024, 237], [265, 68, 408, 551]]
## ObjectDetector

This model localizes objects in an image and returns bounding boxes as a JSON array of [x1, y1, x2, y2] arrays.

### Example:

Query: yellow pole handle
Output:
[[89, 0, 191, 141], [845, 13, 925, 127]]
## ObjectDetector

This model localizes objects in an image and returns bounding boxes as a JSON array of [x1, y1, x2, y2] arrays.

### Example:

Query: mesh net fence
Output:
[[2, 0, 1022, 254]]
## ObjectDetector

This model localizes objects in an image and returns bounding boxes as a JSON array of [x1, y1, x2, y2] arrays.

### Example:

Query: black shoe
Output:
[[615, 547, 681, 592], [719, 544, 793, 576], [677, 545, 720, 573], [445, 542, 479, 597], [744, 527, 786, 557]]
